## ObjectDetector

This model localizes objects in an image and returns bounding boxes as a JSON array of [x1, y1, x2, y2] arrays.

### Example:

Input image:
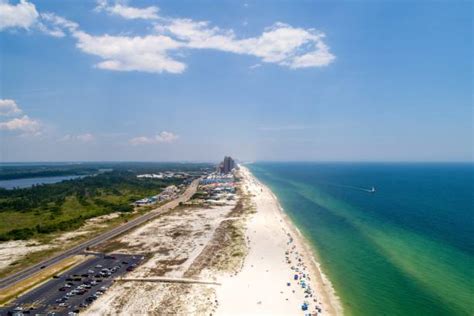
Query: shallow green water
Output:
[[248, 163, 474, 316]]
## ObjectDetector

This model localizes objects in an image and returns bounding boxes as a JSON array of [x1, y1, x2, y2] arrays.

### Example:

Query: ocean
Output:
[[248, 162, 473, 316]]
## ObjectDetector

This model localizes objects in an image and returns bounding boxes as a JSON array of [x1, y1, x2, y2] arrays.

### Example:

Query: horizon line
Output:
[[0, 160, 472, 164]]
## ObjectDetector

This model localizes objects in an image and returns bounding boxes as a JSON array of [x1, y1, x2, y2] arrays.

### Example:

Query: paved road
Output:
[[0, 179, 199, 290]]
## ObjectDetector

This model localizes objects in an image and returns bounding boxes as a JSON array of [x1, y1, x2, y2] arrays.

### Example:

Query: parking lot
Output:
[[0, 253, 143, 315]]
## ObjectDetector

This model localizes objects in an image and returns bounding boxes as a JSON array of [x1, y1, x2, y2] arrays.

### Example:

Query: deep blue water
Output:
[[248, 162, 474, 316]]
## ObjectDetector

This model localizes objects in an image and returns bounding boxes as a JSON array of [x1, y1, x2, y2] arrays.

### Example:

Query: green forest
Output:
[[0, 170, 182, 241]]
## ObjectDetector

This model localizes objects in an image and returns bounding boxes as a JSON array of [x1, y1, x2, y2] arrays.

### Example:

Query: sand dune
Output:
[[83, 166, 341, 315]]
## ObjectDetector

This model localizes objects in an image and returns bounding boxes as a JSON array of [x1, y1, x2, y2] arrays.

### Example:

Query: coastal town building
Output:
[[196, 172, 237, 205], [133, 185, 180, 206], [217, 156, 236, 174]]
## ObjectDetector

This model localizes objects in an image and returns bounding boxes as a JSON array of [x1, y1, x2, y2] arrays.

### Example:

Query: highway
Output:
[[0, 179, 199, 290]]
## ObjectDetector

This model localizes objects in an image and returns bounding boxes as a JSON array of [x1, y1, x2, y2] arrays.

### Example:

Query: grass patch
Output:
[[0, 206, 155, 279], [0, 171, 181, 241]]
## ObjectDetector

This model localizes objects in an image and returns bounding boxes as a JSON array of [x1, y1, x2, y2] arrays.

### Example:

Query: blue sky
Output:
[[0, 0, 472, 162]]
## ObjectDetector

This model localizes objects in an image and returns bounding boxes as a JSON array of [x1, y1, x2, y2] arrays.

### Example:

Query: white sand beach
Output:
[[76, 165, 342, 315], [215, 166, 342, 315]]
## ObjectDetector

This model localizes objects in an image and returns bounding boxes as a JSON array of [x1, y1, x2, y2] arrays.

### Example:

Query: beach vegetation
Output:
[[0, 170, 181, 241]]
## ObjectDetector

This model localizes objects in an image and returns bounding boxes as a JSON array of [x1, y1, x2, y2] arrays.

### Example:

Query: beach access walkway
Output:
[[115, 277, 221, 286]]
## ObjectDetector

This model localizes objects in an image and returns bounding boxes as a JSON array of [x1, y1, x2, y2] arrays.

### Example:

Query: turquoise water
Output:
[[248, 163, 474, 316]]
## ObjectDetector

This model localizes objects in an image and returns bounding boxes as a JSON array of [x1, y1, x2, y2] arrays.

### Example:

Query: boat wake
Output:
[[323, 182, 376, 193], [364, 186, 376, 193]]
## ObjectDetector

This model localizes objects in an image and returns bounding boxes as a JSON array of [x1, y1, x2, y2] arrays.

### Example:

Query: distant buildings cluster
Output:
[[136, 172, 189, 179], [217, 156, 236, 174], [196, 173, 237, 205]]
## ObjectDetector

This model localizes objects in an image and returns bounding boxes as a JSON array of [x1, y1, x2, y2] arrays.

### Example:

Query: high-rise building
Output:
[[219, 156, 236, 174]]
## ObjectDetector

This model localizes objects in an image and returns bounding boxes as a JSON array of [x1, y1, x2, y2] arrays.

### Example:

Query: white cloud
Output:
[[77, 133, 95, 142], [36, 24, 65, 37], [0, 115, 41, 135], [73, 31, 186, 73], [1, 1, 335, 73], [287, 37, 335, 68], [0, 99, 42, 136], [129, 136, 153, 145], [129, 131, 179, 145], [71, 19, 334, 74], [0, 0, 79, 37], [0, 0, 38, 30], [39, 12, 79, 37], [59, 133, 95, 143], [0, 99, 22, 116], [157, 20, 335, 69], [96, 0, 159, 20]]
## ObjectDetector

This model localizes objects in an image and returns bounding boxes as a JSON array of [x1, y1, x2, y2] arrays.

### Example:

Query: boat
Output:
[[369, 186, 376, 193]]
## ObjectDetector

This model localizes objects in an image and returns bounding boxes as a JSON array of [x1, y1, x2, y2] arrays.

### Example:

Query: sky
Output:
[[0, 0, 472, 162]]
